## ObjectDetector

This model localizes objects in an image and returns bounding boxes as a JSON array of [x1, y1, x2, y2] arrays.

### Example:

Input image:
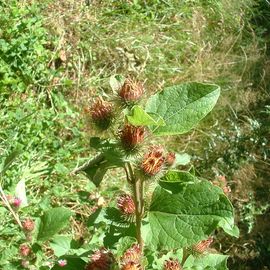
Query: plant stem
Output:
[[0, 185, 23, 228], [127, 163, 144, 250], [134, 178, 143, 248], [181, 247, 190, 266]]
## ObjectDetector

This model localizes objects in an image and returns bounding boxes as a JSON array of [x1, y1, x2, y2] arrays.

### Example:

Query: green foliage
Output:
[[198, 115, 269, 176], [0, 88, 84, 269], [147, 174, 236, 249], [174, 153, 191, 167], [1, 0, 267, 269], [83, 138, 127, 186], [77, 78, 237, 269], [126, 105, 165, 127], [0, 150, 20, 177], [145, 82, 220, 136], [240, 194, 270, 234], [37, 207, 73, 242], [51, 257, 86, 270], [50, 235, 72, 257], [183, 254, 229, 270], [115, 236, 137, 258], [0, 1, 53, 93]]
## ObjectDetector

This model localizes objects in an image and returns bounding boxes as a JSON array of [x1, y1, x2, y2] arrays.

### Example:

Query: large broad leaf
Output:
[[145, 82, 220, 136], [147, 173, 237, 250], [126, 105, 165, 127], [50, 235, 72, 257], [183, 254, 229, 270], [159, 170, 198, 191], [37, 207, 73, 242]]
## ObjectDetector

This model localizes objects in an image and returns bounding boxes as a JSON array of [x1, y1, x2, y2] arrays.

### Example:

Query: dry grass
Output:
[[38, 0, 264, 120]]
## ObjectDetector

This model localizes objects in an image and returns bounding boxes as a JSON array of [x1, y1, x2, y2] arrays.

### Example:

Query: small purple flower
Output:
[[58, 259, 67, 267], [13, 197, 22, 207]]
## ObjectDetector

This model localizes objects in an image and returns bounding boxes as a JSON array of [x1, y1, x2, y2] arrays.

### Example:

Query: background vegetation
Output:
[[0, 0, 269, 269]]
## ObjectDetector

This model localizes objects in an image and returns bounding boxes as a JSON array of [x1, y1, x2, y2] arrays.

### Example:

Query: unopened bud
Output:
[[58, 259, 67, 267], [222, 186, 231, 195], [141, 146, 165, 176], [22, 218, 35, 232], [121, 261, 142, 270], [120, 124, 145, 150], [121, 244, 141, 265], [13, 197, 22, 208], [85, 248, 114, 270], [166, 152, 176, 166], [117, 194, 135, 216], [218, 175, 226, 182], [97, 196, 106, 207], [213, 176, 231, 195], [19, 244, 31, 257], [163, 259, 182, 270], [193, 237, 213, 254], [119, 79, 143, 103], [90, 98, 113, 130], [21, 260, 30, 268]]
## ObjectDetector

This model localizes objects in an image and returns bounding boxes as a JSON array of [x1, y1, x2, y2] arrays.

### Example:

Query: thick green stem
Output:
[[134, 178, 143, 248], [127, 163, 144, 250], [140, 180, 145, 218]]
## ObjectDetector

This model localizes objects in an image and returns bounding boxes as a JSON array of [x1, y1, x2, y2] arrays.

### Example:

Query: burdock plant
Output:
[[74, 76, 238, 269]]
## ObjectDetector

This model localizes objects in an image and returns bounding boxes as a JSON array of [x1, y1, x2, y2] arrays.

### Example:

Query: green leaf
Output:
[[87, 208, 107, 227], [145, 82, 220, 136], [104, 224, 136, 249], [83, 139, 126, 186], [2, 263, 19, 270], [174, 153, 191, 166], [83, 160, 110, 187], [51, 257, 86, 270], [109, 74, 125, 92], [89, 137, 117, 150], [0, 246, 18, 265], [83, 154, 124, 187], [105, 207, 132, 225], [37, 207, 73, 242], [183, 254, 229, 270], [0, 150, 20, 176], [159, 170, 198, 191], [218, 218, 240, 238], [50, 235, 72, 257], [79, 154, 107, 186], [126, 105, 165, 127], [148, 178, 236, 250]]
